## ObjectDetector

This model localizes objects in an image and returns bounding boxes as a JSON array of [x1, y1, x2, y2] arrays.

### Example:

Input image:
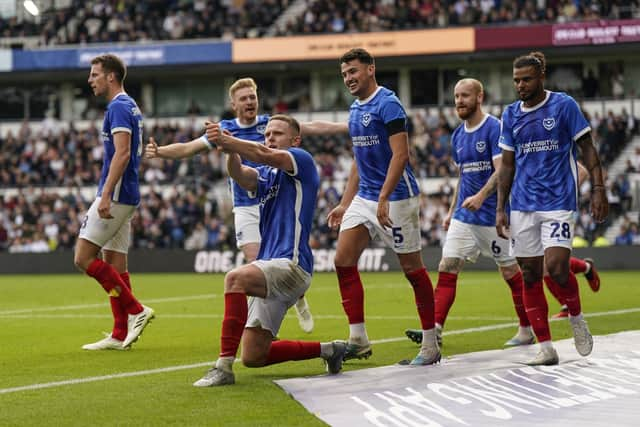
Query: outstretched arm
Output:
[[300, 121, 349, 136], [206, 121, 295, 173], [145, 136, 209, 159]]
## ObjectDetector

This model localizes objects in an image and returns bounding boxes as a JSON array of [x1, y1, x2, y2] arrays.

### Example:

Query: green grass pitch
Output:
[[1, 270, 639, 426]]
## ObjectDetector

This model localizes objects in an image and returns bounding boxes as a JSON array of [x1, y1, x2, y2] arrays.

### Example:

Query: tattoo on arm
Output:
[[576, 133, 604, 186], [481, 172, 498, 197]]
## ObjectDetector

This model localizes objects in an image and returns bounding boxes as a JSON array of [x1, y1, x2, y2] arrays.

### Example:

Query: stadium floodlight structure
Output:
[[23, 0, 39, 16]]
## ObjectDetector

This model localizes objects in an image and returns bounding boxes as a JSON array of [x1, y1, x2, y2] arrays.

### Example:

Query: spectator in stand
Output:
[[632, 223, 640, 245], [624, 159, 636, 174], [611, 71, 625, 99], [614, 224, 634, 245], [613, 174, 632, 211]]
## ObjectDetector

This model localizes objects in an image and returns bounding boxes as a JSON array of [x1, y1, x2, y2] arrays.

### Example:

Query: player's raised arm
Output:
[[207, 120, 296, 174], [300, 120, 349, 136], [144, 135, 210, 160]]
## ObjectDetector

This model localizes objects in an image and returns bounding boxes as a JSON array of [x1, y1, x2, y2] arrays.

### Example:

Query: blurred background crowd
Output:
[[1, 104, 638, 253], [1, 0, 639, 253], [1, 0, 637, 46]]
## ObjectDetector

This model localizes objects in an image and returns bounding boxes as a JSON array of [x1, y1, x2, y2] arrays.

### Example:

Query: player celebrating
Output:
[[146, 78, 346, 333], [496, 51, 608, 365], [193, 115, 346, 387], [75, 54, 153, 350], [328, 48, 440, 366], [404, 78, 533, 348]]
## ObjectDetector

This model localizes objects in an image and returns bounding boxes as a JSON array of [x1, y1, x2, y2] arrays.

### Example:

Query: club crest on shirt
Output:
[[542, 117, 556, 131], [361, 112, 371, 127], [256, 124, 266, 134], [476, 140, 486, 153]]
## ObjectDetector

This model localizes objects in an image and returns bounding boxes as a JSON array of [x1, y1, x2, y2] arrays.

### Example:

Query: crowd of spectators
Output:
[[1, 1, 638, 46], [588, 108, 637, 166], [0, 120, 226, 188], [613, 212, 640, 245], [1, 104, 638, 253], [275, 0, 638, 36], [0, 184, 232, 253], [1, 0, 287, 46]]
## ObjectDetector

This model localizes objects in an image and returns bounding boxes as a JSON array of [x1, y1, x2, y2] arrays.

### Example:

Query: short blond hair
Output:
[[455, 78, 484, 95], [229, 78, 257, 99]]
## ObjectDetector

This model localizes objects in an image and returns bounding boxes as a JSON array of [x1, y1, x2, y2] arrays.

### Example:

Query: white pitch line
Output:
[[0, 294, 219, 315], [1, 306, 638, 395], [0, 361, 215, 394]]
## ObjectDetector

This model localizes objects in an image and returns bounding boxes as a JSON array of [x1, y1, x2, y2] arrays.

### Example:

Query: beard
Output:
[[456, 103, 477, 120], [518, 83, 543, 102], [518, 91, 533, 101]]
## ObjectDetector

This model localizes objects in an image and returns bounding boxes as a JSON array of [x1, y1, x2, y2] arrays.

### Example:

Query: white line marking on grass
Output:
[[0, 294, 219, 315], [0, 361, 215, 394], [1, 306, 638, 395]]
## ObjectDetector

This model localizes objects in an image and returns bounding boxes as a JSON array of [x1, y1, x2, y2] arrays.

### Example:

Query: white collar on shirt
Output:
[[464, 113, 490, 133], [520, 90, 551, 113], [356, 86, 382, 105]]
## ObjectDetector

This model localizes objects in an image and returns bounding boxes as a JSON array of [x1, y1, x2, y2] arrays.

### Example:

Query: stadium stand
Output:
[[0, 0, 287, 46], [274, 0, 638, 36], [1, 2, 639, 253], [2, 0, 638, 46], [1, 105, 637, 253]]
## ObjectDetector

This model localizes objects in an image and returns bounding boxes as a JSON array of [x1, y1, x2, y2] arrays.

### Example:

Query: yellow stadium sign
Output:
[[233, 28, 474, 63]]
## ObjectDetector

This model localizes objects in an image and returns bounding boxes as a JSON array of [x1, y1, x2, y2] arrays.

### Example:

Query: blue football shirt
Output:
[[452, 114, 502, 226], [254, 147, 319, 275], [348, 86, 420, 201], [499, 91, 590, 212], [97, 92, 143, 205]]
